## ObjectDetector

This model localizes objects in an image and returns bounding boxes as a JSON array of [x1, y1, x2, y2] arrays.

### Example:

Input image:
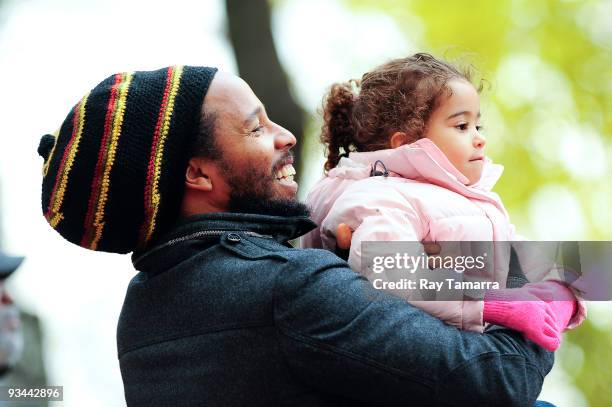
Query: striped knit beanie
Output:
[[37, 66, 218, 254]]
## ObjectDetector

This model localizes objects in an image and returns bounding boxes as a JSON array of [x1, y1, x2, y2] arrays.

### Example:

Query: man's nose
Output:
[[274, 124, 297, 150]]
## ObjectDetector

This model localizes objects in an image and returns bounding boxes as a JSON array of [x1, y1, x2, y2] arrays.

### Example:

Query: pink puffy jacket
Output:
[[303, 138, 586, 332]]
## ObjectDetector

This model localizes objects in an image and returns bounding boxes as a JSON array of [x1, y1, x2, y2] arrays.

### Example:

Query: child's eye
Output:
[[476, 125, 483, 132], [456, 123, 468, 131]]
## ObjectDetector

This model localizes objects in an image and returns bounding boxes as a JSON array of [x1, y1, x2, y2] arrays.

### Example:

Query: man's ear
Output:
[[389, 132, 410, 149], [185, 157, 214, 192]]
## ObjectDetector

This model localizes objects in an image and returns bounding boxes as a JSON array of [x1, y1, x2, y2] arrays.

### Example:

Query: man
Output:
[[38, 66, 553, 406]]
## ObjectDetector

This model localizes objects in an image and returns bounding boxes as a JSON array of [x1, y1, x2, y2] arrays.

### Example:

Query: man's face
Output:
[[201, 73, 308, 216]]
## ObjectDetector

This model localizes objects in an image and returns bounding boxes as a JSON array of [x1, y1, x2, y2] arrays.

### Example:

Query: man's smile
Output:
[[272, 154, 298, 192], [275, 163, 296, 183]]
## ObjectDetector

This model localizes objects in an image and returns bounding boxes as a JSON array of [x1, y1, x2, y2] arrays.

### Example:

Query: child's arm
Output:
[[319, 179, 426, 275]]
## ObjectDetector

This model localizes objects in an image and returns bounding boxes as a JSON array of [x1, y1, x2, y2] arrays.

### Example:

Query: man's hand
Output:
[[422, 242, 441, 269], [334, 223, 442, 262], [336, 223, 352, 251], [334, 223, 352, 260]]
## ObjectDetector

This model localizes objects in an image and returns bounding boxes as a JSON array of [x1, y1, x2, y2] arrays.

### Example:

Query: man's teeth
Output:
[[276, 164, 296, 180]]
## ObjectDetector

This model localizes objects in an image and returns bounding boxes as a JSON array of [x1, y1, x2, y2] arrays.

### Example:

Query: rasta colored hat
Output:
[[38, 66, 218, 254]]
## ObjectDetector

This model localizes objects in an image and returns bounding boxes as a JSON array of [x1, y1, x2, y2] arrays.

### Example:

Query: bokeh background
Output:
[[0, 0, 610, 405]]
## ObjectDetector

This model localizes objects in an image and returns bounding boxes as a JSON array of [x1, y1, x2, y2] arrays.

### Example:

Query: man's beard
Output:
[[221, 155, 310, 218], [229, 192, 309, 218]]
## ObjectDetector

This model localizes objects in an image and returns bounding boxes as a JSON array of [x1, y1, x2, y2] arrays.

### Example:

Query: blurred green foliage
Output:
[[339, 1, 612, 406]]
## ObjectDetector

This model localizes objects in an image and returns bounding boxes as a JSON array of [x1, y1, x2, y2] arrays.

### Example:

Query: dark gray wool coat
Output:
[[117, 213, 552, 406]]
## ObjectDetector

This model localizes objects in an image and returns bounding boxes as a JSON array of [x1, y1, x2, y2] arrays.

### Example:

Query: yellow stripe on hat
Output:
[[142, 65, 184, 246], [88, 72, 133, 250], [42, 129, 60, 177], [45, 92, 90, 228]]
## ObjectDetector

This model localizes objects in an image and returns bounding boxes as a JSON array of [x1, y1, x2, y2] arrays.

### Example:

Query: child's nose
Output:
[[474, 132, 486, 149]]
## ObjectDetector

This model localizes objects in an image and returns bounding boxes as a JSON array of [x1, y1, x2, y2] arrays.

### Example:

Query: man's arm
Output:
[[274, 249, 553, 406]]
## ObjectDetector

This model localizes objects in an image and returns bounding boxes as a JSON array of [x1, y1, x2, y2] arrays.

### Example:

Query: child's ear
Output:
[[185, 157, 213, 192], [390, 132, 410, 149]]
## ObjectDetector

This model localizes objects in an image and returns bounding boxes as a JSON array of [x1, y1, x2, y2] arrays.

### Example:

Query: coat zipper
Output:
[[133, 230, 273, 267]]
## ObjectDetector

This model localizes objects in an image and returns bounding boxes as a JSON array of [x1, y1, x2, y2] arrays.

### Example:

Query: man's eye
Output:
[[251, 125, 264, 135]]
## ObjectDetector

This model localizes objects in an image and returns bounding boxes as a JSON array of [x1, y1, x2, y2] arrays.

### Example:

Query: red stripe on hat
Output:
[[44, 99, 85, 221], [140, 67, 175, 244], [81, 73, 122, 247]]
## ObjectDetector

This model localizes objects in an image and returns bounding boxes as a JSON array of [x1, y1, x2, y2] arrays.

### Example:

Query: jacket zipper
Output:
[[133, 230, 273, 267]]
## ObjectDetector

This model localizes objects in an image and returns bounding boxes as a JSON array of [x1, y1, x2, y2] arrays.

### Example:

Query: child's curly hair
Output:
[[320, 53, 482, 172]]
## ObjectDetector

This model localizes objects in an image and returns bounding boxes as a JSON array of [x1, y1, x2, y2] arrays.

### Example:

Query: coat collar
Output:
[[132, 213, 316, 271], [329, 138, 505, 206], [152, 213, 315, 245]]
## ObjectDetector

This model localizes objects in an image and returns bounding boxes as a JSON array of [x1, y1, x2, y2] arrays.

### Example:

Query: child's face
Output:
[[425, 79, 486, 185]]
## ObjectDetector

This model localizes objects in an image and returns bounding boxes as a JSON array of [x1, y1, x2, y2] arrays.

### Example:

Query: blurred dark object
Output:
[[0, 252, 23, 376], [0, 312, 48, 407], [0, 253, 23, 279], [0, 253, 48, 406], [225, 0, 306, 184]]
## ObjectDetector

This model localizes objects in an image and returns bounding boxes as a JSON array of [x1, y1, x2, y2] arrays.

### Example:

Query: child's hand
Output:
[[522, 281, 577, 332], [483, 283, 577, 351]]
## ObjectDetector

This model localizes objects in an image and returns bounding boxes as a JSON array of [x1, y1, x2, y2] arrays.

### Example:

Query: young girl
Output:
[[303, 53, 585, 351]]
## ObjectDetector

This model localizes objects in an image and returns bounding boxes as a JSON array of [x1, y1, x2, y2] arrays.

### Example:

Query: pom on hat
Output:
[[40, 66, 218, 254], [38, 134, 56, 161]]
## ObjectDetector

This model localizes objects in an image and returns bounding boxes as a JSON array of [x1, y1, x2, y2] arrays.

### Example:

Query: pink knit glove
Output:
[[519, 281, 577, 332], [483, 282, 577, 351]]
